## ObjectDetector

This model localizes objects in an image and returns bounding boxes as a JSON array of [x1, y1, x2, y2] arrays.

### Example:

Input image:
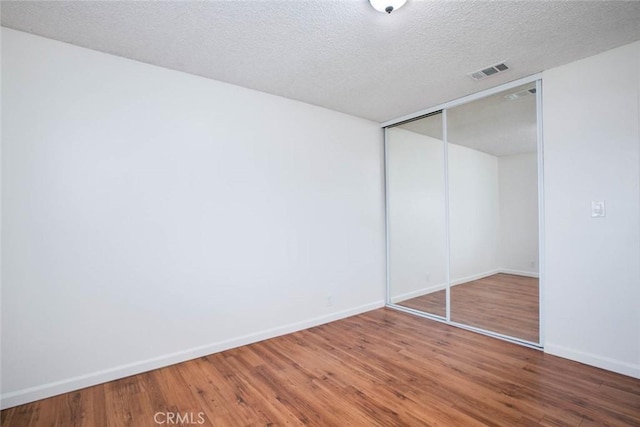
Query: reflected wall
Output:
[[447, 82, 539, 343], [387, 113, 447, 318]]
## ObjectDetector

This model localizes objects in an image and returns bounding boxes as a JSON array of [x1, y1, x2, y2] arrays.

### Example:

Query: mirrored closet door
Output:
[[387, 112, 447, 319], [385, 78, 541, 346]]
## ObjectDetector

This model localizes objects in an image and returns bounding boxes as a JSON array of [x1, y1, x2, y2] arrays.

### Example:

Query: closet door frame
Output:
[[383, 74, 544, 350]]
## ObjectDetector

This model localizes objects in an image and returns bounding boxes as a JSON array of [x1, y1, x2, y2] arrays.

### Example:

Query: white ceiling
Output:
[[2, 1, 640, 123]]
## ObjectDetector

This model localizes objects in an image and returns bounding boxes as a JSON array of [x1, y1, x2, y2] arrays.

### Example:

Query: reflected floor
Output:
[[398, 289, 446, 318], [397, 273, 539, 343]]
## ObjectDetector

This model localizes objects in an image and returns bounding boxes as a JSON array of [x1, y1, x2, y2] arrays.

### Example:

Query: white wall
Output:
[[498, 153, 539, 275], [0, 28, 386, 408], [543, 40, 640, 378], [448, 143, 500, 283], [387, 128, 446, 301]]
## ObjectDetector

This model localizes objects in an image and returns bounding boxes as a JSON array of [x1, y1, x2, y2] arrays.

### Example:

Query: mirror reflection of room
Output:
[[448, 83, 539, 343], [387, 112, 447, 318], [387, 82, 540, 344]]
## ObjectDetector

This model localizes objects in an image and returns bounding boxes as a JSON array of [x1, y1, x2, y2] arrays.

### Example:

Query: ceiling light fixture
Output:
[[369, 0, 407, 14]]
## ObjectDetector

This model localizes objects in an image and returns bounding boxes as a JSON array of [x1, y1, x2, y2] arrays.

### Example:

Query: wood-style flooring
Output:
[[398, 273, 539, 343], [2, 308, 639, 426], [397, 287, 447, 318]]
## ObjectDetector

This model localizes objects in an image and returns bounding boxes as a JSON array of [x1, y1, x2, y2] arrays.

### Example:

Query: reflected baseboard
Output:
[[450, 269, 501, 287], [390, 268, 539, 303], [499, 268, 539, 278], [451, 268, 539, 287], [390, 283, 446, 304]]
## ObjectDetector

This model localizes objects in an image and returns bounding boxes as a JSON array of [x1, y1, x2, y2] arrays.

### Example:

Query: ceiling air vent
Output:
[[468, 62, 509, 81], [504, 87, 536, 101]]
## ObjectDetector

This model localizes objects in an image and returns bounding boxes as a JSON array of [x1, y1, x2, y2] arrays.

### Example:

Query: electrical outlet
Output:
[[530, 261, 535, 268], [426, 273, 431, 283], [591, 200, 606, 217], [326, 295, 333, 307]]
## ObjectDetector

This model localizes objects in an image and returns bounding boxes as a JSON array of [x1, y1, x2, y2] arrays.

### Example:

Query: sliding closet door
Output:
[[447, 83, 540, 343], [387, 113, 447, 319]]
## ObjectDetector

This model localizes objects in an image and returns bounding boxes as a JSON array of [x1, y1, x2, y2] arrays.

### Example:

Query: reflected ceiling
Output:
[[399, 83, 537, 157]]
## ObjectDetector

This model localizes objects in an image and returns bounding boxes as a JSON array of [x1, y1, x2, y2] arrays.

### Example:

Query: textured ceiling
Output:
[[2, 1, 640, 123]]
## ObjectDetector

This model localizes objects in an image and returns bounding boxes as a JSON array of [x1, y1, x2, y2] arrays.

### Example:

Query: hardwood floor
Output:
[[3, 308, 639, 426], [398, 273, 539, 343]]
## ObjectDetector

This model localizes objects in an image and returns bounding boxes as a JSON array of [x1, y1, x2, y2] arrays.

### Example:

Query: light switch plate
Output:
[[591, 200, 606, 217]]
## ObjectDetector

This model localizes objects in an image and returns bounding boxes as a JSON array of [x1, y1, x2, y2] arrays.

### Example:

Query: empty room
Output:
[[1, 1, 639, 426]]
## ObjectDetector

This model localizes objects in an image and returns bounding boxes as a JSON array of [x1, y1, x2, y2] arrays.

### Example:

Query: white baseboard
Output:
[[390, 283, 446, 303], [0, 300, 384, 409], [545, 343, 640, 379]]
